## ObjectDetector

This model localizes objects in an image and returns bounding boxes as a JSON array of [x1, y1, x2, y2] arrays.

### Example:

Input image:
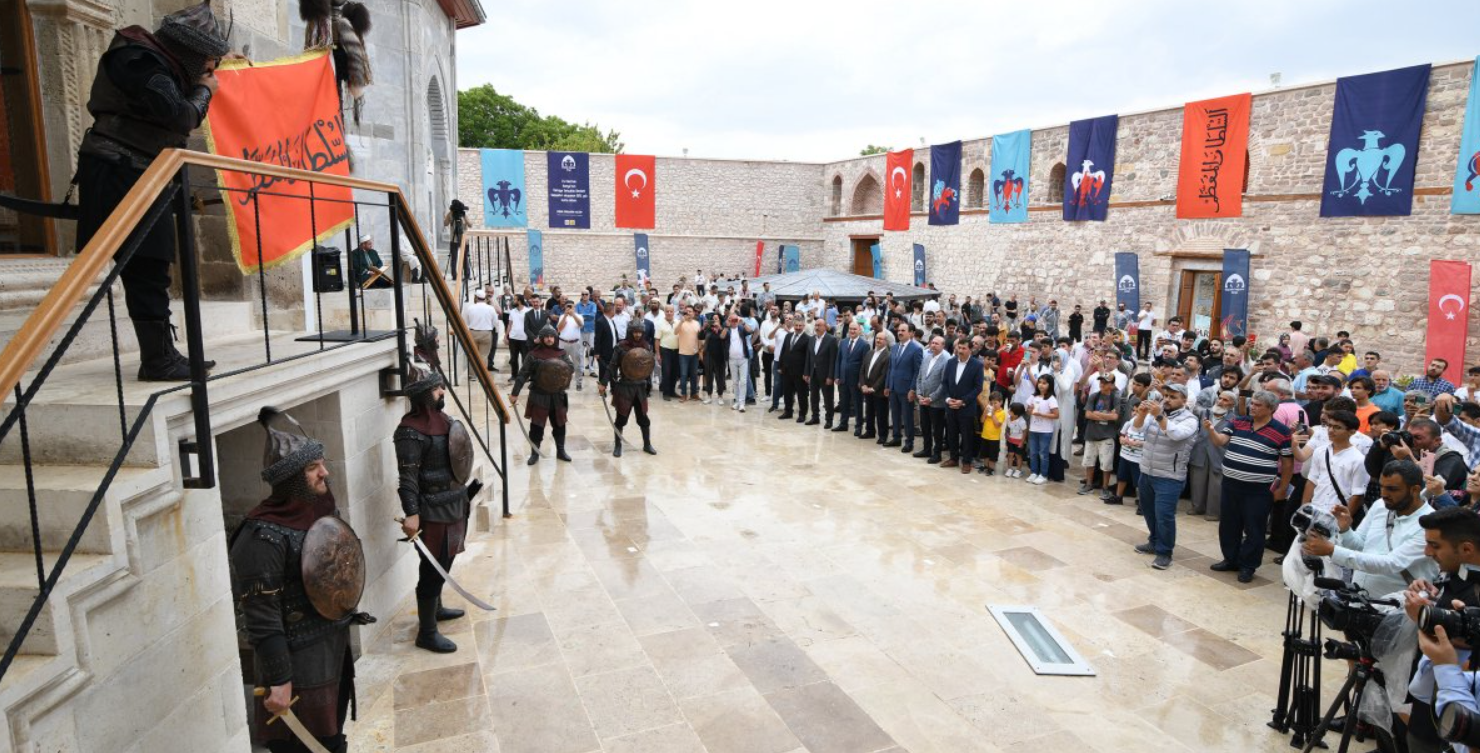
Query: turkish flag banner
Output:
[[883, 149, 913, 231], [204, 50, 353, 273], [615, 154, 655, 229], [1427, 259, 1472, 384], [753, 241, 764, 277]]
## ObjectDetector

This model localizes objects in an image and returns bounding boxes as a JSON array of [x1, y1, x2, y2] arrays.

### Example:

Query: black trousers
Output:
[[919, 405, 946, 456], [865, 393, 890, 437], [761, 351, 774, 395], [660, 346, 679, 397], [1219, 478, 1274, 571], [415, 548, 457, 600], [77, 154, 176, 321], [836, 381, 861, 426], [945, 405, 979, 461], [509, 339, 527, 375], [808, 375, 835, 420], [1136, 330, 1152, 360], [783, 371, 806, 415]]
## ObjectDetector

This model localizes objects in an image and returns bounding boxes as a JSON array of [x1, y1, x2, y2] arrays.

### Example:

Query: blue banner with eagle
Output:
[[928, 141, 962, 225], [1320, 64, 1431, 217], [1453, 56, 1480, 215], [480, 149, 526, 228], [989, 130, 1030, 224], [1063, 115, 1117, 221]]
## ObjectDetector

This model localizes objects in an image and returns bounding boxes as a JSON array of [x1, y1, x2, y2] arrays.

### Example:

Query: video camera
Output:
[[1313, 578, 1398, 658], [1378, 430, 1414, 450], [1291, 505, 1338, 573]]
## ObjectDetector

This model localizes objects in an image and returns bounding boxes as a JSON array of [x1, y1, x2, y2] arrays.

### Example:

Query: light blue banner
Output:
[[989, 130, 1031, 224], [870, 243, 882, 279], [782, 245, 801, 273], [480, 149, 526, 228], [527, 229, 543, 287], [1453, 56, 1480, 214]]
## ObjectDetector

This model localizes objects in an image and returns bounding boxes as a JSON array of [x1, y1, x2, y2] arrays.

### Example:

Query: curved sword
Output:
[[397, 519, 497, 611], [599, 392, 638, 449], [510, 404, 543, 457], [253, 690, 332, 753]]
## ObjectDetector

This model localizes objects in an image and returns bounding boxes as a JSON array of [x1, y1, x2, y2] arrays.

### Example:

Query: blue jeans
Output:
[[1138, 474, 1184, 557], [1027, 431, 1053, 476], [771, 358, 784, 409], [678, 354, 699, 396]]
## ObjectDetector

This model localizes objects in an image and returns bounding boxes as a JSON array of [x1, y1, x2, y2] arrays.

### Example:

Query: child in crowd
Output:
[[978, 394, 1006, 476], [1111, 413, 1148, 510], [1004, 403, 1028, 478]]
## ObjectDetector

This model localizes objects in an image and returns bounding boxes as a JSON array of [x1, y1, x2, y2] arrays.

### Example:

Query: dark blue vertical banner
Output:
[[1064, 115, 1118, 221], [546, 152, 591, 228], [634, 233, 651, 286], [1220, 248, 1250, 337], [527, 229, 544, 287], [928, 141, 962, 225], [1321, 64, 1431, 217], [870, 243, 883, 278], [1114, 251, 1139, 312], [913, 243, 927, 286]]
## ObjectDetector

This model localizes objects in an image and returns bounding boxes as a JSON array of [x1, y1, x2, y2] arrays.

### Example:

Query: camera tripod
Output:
[[1271, 591, 1325, 747], [1300, 641, 1397, 753]]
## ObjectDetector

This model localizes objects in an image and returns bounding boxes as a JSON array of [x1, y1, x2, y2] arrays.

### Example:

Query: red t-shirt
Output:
[[997, 345, 1023, 388]]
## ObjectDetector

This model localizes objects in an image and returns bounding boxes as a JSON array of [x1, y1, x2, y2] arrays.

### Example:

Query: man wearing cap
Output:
[[350, 236, 393, 289], [511, 325, 574, 464], [395, 364, 478, 653], [1132, 382, 1200, 570], [231, 407, 374, 752], [600, 325, 659, 457], [75, 0, 234, 381]]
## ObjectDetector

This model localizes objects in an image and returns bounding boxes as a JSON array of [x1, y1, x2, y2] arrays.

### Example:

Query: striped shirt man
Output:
[[1219, 415, 1294, 484]]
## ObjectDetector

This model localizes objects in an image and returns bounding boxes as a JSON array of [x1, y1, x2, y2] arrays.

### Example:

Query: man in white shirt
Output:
[[1302, 459, 1436, 601], [1135, 303, 1157, 362], [507, 296, 531, 377], [759, 309, 782, 399], [464, 289, 497, 371], [555, 303, 585, 391], [1298, 409, 1369, 514], [612, 297, 633, 340]]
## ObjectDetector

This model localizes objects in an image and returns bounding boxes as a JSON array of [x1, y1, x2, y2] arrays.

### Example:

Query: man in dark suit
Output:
[[885, 323, 923, 451], [524, 292, 553, 345], [803, 318, 838, 427], [940, 339, 985, 472], [859, 330, 891, 441], [914, 334, 950, 464], [777, 317, 810, 420], [594, 300, 619, 385], [832, 321, 869, 433]]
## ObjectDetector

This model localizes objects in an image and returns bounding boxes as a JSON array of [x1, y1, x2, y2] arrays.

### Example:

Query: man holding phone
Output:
[[1207, 389, 1294, 582]]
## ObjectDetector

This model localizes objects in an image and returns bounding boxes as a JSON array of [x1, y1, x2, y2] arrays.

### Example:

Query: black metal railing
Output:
[[0, 151, 511, 688]]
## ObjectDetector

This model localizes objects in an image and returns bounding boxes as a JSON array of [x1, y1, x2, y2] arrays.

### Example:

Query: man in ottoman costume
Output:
[[599, 325, 658, 457], [510, 324, 574, 465]]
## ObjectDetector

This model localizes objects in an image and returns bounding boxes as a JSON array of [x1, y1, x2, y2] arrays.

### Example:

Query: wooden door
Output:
[[851, 238, 876, 277], [1177, 270, 1223, 341], [0, 0, 53, 254]]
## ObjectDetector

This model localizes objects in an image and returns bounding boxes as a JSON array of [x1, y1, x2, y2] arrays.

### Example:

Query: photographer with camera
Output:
[[1303, 460, 1437, 602], [1404, 507, 1480, 752], [1392, 418, 1470, 494]]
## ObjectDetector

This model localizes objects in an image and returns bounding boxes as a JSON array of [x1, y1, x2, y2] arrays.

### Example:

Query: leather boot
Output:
[[613, 430, 623, 457], [555, 440, 572, 462], [435, 597, 465, 621], [164, 322, 215, 371], [640, 425, 657, 455], [131, 319, 192, 382], [415, 596, 457, 652], [527, 441, 541, 465]]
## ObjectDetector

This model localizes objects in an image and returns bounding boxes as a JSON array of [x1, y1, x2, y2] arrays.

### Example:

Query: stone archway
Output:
[[426, 76, 451, 245], [850, 172, 882, 216]]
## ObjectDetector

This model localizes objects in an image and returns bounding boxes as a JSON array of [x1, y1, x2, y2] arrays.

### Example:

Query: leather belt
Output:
[[560, 338, 579, 343]]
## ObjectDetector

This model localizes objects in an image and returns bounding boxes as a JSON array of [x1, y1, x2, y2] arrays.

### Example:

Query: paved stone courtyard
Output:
[[345, 385, 1338, 752]]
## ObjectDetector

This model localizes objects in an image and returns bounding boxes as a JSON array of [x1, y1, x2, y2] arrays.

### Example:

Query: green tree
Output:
[[458, 84, 623, 153], [859, 144, 891, 156]]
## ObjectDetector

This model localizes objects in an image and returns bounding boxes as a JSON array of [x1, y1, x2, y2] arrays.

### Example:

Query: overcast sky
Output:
[[457, 0, 1479, 163]]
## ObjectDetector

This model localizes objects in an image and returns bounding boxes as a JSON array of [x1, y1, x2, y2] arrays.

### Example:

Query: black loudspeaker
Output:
[[312, 246, 344, 293]]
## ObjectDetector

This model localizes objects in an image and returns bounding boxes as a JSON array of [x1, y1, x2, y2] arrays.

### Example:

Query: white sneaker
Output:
[[731, 404, 737, 410], [1033, 475, 1048, 485], [702, 397, 711, 405], [739, 406, 746, 413], [1027, 474, 1041, 484], [1006, 469, 1017, 478]]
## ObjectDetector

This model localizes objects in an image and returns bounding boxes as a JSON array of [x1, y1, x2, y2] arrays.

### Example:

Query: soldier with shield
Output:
[[510, 324, 574, 465], [230, 407, 374, 753], [599, 324, 659, 457], [395, 362, 480, 653]]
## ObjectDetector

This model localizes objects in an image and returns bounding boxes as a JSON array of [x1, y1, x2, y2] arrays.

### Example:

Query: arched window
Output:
[[426, 77, 451, 239], [911, 163, 926, 212], [967, 168, 986, 209], [851, 173, 883, 215], [1048, 162, 1066, 205], [830, 175, 843, 216]]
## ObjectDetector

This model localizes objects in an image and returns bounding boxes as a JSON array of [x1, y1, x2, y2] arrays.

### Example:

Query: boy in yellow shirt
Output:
[[978, 393, 1006, 476]]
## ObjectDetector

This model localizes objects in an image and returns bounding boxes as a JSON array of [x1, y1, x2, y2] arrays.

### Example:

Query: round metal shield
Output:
[[620, 347, 655, 381], [301, 516, 365, 620], [448, 419, 474, 484], [534, 358, 573, 393]]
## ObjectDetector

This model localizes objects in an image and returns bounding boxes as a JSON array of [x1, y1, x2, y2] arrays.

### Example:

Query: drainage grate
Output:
[[987, 605, 1096, 676]]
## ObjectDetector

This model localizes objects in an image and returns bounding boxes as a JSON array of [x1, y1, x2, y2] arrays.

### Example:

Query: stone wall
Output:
[[818, 60, 1479, 373], [454, 149, 825, 289]]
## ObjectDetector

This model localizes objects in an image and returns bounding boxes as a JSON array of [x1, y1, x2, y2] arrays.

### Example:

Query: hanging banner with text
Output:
[[1428, 260, 1472, 385], [527, 229, 544, 287], [1176, 94, 1251, 219], [480, 148, 527, 228], [203, 50, 353, 273], [928, 141, 962, 226], [615, 154, 656, 229], [870, 243, 883, 279], [1114, 252, 1140, 313], [753, 240, 765, 277], [546, 152, 590, 228], [634, 233, 650, 286], [989, 130, 1030, 224], [782, 245, 801, 273], [1064, 115, 1118, 221], [913, 243, 927, 286], [1452, 56, 1480, 215], [884, 149, 913, 231], [1321, 64, 1431, 218], [1219, 248, 1251, 337]]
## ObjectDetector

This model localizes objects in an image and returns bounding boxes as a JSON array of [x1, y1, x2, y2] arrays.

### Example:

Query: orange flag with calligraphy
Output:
[[1176, 93, 1251, 219], [204, 50, 354, 273]]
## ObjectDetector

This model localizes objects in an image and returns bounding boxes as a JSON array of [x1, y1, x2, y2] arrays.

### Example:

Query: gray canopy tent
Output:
[[744, 268, 939, 304]]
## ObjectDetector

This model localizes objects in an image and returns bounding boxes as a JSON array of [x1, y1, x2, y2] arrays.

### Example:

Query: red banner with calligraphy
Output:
[[204, 50, 354, 273], [1175, 93, 1251, 219], [883, 149, 913, 231], [1427, 260, 1472, 384]]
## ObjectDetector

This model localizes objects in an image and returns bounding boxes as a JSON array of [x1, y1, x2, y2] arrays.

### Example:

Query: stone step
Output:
[[0, 299, 263, 370], [0, 551, 113, 656], [0, 464, 173, 554]]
